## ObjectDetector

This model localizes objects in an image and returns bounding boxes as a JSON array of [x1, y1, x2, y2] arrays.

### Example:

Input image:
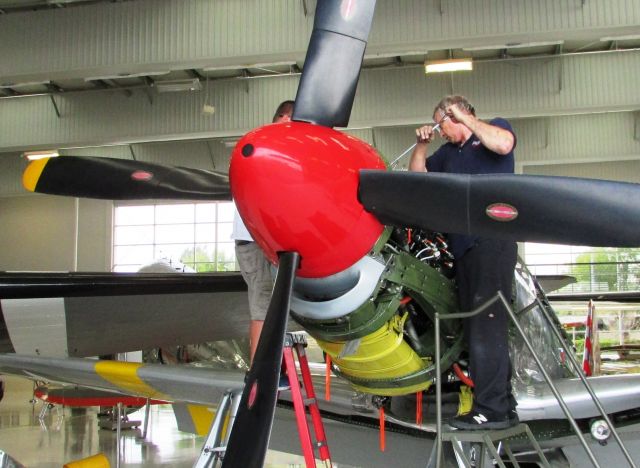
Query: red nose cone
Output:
[[230, 121, 386, 278]]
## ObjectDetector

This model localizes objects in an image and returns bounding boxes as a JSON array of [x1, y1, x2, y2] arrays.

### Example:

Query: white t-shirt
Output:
[[231, 206, 253, 241]]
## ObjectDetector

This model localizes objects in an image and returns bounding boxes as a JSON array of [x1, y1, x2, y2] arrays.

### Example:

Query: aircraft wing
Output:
[[535, 275, 577, 293], [0, 352, 376, 435], [0, 353, 243, 407], [516, 374, 640, 420], [0, 272, 251, 357]]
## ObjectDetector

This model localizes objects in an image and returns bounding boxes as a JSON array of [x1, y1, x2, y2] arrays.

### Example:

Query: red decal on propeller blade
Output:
[[131, 171, 153, 181], [247, 381, 258, 409], [486, 203, 518, 222]]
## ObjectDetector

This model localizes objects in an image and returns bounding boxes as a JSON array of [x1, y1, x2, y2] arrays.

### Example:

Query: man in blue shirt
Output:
[[409, 95, 518, 430]]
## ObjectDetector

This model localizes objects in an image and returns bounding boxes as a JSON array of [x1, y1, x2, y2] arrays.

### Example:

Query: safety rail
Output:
[[432, 291, 637, 468]]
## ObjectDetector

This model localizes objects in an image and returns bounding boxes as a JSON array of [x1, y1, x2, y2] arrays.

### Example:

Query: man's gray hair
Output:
[[433, 95, 475, 119]]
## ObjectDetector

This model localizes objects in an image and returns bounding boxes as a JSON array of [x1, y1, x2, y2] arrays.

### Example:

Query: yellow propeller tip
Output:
[[22, 158, 50, 192]]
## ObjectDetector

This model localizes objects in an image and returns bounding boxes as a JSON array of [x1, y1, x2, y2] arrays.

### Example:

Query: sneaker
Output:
[[449, 411, 514, 430], [277, 374, 290, 390]]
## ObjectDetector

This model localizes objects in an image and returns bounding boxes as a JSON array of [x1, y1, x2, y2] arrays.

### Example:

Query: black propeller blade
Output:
[[359, 170, 640, 247], [223, 3, 379, 463], [293, 0, 376, 128], [23, 156, 230, 201], [222, 251, 299, 468]]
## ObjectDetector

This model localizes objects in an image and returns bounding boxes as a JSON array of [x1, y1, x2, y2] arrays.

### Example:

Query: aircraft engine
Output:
[[290, 227, 463, 396], [230, 123, 465, 396]]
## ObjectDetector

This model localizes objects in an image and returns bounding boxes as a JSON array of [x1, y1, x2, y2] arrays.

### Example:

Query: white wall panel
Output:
[[1, 51, 638, 152], [77, 198, 113, 271], [0, 75, 300, 152], [352, 51, 640, 128], [513, 112, 640, 165], [61, 145, 132, 159], [0, 0, 311, 83], [0, 153, 29, 197], [0, 195, 112, 271], [0, 195, 76, 271], [524, 160, 640, 183], [133, 140, 218, 170], [371, 127, 417, 168], [344, 128, 375, 146], [2, 0, 639, 83]]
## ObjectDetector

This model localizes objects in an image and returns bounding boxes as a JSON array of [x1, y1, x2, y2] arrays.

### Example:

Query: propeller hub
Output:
[[230, 121, 386, 278]]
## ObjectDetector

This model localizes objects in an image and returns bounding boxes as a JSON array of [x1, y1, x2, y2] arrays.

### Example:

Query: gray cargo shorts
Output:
[[235, 241, 273, 321]]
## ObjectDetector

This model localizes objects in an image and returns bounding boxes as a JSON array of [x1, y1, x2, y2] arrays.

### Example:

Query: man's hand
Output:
[[445, 104, 515, 155], [445, 104, 474, 127], [409, 125, 434, 172], [415, 124, 437, 144]]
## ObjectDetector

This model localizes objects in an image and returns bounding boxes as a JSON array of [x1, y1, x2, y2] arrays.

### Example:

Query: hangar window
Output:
[[113, 201, 236, 272], [525, 243, 640, 294]]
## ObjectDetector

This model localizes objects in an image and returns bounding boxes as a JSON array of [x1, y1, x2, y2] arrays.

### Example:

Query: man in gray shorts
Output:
[[231, 100, 294, 362]]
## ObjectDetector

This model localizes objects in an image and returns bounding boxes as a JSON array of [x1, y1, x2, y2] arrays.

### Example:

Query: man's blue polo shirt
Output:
[[426, 117, 516, 259]]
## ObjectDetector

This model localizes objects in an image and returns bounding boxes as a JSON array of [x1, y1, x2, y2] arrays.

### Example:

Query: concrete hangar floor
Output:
[[0, 375, 432, 467]]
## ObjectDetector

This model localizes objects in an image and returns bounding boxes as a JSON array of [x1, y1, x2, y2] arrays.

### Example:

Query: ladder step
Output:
[[283, 333, 332, 466]]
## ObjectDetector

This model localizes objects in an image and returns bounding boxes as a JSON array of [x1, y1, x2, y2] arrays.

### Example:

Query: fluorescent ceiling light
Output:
[[24, 150, 59, 160], [600, 34, 640, 41], [155, 78, 202, 93], [425, 59, 473, 73], [84, 71, 170, 81], [463, 40, 564, 51]]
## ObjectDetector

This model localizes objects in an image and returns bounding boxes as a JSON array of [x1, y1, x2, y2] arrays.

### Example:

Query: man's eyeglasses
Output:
[[433, 114, 450, 134]]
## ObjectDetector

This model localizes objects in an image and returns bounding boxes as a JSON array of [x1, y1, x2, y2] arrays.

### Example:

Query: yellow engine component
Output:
[[457, 385, 474, 416], [316, 313, 431, 396]]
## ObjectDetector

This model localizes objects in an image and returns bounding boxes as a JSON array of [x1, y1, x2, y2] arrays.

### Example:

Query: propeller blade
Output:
[[222, 251, 299, 468], [292, 0, 376, 127], [359, 170, 640, 247], [23, 156, 231, 201]]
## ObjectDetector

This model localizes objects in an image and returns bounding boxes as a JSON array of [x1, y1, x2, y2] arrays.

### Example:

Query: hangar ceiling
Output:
[[1, 0, 639, 99], [0, 0, 639, 193]]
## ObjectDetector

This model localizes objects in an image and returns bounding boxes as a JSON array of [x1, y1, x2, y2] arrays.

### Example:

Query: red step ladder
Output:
[[282, 333, 333, 468]]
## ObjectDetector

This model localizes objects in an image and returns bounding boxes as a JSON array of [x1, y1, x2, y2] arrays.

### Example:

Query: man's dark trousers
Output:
[[455, 238, 518, 417]]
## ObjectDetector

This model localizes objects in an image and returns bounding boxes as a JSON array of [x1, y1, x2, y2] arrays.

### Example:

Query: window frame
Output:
[[112, 200, 237, 272]]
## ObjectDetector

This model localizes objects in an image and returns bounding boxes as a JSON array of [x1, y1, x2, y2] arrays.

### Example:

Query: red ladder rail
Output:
[[282, 333, 332, 468]]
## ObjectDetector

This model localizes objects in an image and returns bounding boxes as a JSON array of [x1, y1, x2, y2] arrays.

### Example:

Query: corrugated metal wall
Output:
[[352, 50, 640, 126], [371, 0, 640, 47], [3, 0, 639, 82], [0, 153, 27, 196], [0, 76, 301, 151], [513, 112, 640, 165], [1, 51, 638, 152], [0, 0, 311, 81], [3, 111, 638, 198], [524, 160, 640, 183]]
